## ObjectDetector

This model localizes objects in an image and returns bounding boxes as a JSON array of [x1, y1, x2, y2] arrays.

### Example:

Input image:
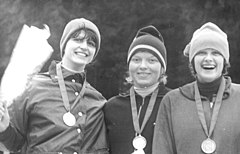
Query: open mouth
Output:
[[75, 51, 88, 57], [137, 72, 150, 77], [202, 64, 216, 70]]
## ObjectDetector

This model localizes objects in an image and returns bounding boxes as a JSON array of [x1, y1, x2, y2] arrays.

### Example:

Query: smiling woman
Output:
[[193, 48, 224, 83], [62, 29, 97, 72], [104, 25, 170, 154], [0, 18, 109, 154], [152, 22, 240, 154], [128, 51, 162, 88]]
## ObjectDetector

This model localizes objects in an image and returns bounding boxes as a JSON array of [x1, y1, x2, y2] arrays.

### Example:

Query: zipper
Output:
[[138, 97, 145, 119]]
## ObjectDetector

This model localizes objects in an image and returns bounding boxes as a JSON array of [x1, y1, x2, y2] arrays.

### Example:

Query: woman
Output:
[[0, 18, 108, 154], [152, 22, 240, 154], [104, 25, 170, 154]]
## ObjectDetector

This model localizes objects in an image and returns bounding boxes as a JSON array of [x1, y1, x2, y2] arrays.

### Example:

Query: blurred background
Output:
[[0, 0, 240, 99]]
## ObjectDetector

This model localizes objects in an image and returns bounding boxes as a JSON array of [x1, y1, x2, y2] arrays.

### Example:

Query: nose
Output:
[[80, 40, 88, 50], [204, 52, 213, 61], [139, 60, 147, 69]]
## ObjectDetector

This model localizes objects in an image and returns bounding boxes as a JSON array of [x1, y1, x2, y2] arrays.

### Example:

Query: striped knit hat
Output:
[[183, 22, 229, 63], [60, 18, 101, 59], [127, 25, 167, 72]]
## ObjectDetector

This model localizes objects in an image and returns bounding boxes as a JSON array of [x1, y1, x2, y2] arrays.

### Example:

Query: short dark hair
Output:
[[71, 28, 97, 45]]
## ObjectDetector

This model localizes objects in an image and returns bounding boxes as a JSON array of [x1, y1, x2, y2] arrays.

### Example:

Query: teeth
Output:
[[76, 52, 87, 57], [202, 65, 215, 69], [138, 73, 149, 76]]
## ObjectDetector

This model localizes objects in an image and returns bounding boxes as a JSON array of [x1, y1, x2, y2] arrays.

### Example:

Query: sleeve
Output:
[[103, 100, 111, 152], [80, 90, 109, 154], [0, 89, 30, 152], [152, 95, 176, 154]]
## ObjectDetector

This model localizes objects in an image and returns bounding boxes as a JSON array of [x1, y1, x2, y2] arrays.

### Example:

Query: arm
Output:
[[0, 90, 29, 152], [152, 95, 176, 154]]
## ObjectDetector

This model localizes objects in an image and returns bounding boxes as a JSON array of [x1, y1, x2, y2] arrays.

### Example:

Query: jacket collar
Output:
[[179, 76, 231, 100], [119, 83, 170, 98], [48, 60, 85, 83]]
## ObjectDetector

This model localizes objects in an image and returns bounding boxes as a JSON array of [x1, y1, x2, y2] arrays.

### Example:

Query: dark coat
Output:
[[104, 84, 170, 154], [0, 61, 109, 154]]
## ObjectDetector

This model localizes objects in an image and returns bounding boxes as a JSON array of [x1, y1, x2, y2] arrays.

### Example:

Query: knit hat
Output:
[[60, 18, 101, 58], [183, 22, 229, 63], [127, 25, 167, 72]]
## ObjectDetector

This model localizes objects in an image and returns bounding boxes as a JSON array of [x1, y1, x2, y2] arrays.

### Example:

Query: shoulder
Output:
[[158, 84, 171, 97], [104, 92, 130, 109], [161, 82, 195, 104], [85, 82, 106, 101], [163, 88, 181, 98], [30, 72, 52, 86], [229, 82, 240, 93], [230, 83, 240, 89], [15, 72, 51, 94], [224, 76, 240, 95], [106, 94, 128, 105]]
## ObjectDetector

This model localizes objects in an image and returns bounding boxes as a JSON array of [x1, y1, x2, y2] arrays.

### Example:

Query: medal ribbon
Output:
[[194, 78, 225, 138], [56, 63, 86, 113], [130, 86, 159, 134]]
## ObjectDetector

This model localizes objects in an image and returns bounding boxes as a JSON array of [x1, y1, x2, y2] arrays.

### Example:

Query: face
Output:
[[129, 51, 162, 88], [194, 48, 224, 83], [62, 30, 97, 71]]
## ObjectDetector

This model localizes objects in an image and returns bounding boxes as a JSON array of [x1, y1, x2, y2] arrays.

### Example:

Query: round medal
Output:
[[132, 149, 145, 154], [132, 135, 147, 150], [201, 138, 216, 154], [63, 112, 76, 126]]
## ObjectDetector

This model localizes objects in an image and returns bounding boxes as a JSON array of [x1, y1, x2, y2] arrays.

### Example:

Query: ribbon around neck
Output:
[[130, 86, 159, 135], [194, 78, 225, 138], [56, 62, 86, 112]]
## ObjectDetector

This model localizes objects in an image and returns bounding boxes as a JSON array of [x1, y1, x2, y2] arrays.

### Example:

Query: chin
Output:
[[73, 60, 88, 65], [201, 76, 218, 83], [137, 83, 152, 88]]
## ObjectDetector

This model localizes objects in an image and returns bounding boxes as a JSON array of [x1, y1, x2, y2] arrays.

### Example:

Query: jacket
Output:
[[104, 84, 170, 154], [152, 76, 240, 154], [0, 61, 109, 154]]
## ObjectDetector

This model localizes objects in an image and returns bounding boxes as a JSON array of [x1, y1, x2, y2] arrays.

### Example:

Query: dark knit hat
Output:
[[127, 25, 167, 72], [60, 18, 101, 58]]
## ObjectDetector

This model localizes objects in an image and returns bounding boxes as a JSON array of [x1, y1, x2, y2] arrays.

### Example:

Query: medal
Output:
[[56, 63, 86, 127], [194, 79, 225, 154], [130, 87, 159, 152], [132, 149, 145, 154], [132, 135, 147, 150], [201, 138, 216, 154], [63, 112, 76, 126]]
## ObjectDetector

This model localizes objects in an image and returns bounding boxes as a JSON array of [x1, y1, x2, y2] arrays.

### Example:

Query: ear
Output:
[[183, 43, 191, 57]]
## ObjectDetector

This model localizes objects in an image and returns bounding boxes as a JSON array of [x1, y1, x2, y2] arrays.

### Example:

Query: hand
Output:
[[0, 100, 10, 132]]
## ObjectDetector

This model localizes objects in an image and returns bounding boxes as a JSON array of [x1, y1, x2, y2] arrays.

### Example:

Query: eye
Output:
[[148, 58, 159, 63], [87, 40, 96, 47], [72, 38, 83, 43], [131, 57, 141, 63], [196, 51, 206, 56], [212, 51, 222, 56]]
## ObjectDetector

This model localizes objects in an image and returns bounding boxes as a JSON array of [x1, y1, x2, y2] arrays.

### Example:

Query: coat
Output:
[[104, 84, 170, 154], [0, 61, 109, 154], [152, 76, 240, 154]]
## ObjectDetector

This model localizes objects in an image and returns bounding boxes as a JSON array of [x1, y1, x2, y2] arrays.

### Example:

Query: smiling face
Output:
[[194, 48, 224, 83], [129, 51, 162, 88], [62, 29, 97, 72]]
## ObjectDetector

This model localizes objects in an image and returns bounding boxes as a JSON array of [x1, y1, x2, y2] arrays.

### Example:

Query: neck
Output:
[[134, 82, 159, 98], [61, 60, 85, 73], [197, 76, 222, 100]]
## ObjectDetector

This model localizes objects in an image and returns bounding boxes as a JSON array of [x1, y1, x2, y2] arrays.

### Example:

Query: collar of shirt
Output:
[[48, 60, 85, 84]]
